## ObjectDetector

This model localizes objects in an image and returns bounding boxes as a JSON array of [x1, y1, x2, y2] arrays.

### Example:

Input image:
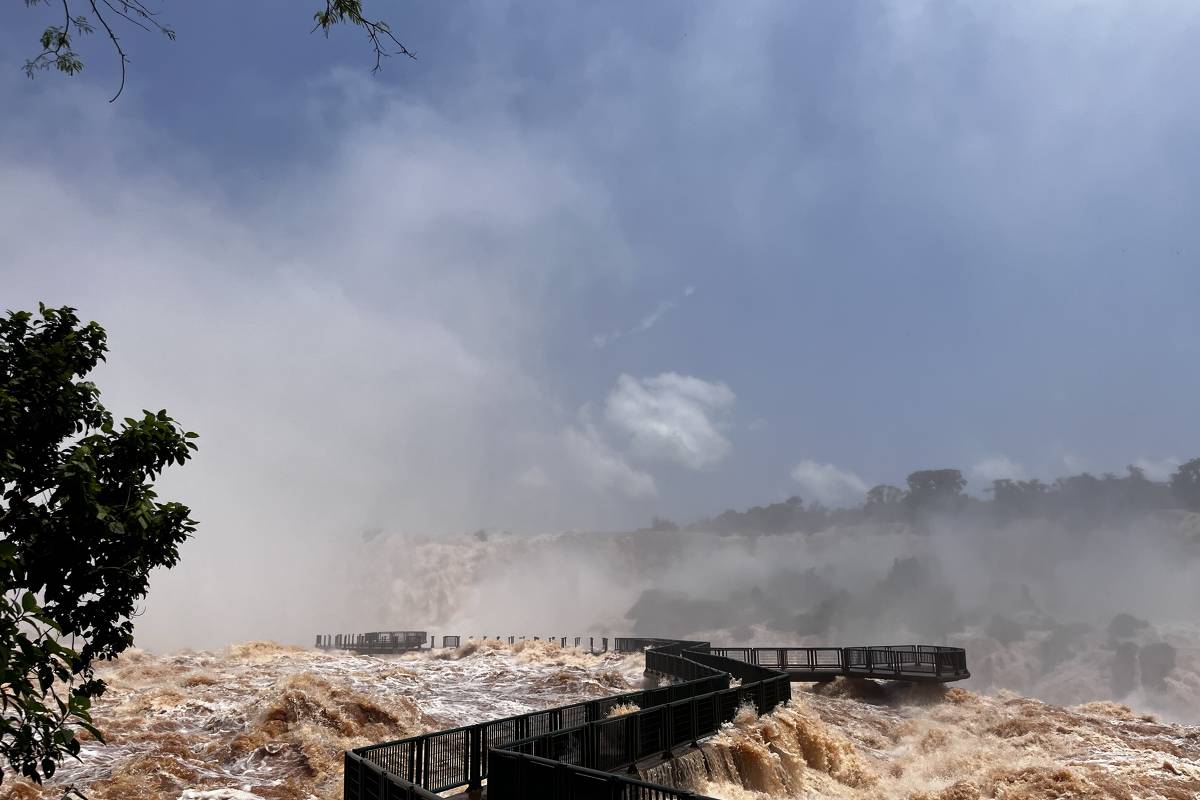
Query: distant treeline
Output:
[[645, 458, 1200, 535]]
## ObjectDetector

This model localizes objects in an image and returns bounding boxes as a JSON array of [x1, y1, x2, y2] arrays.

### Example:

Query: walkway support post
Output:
[[468, 726, 482, 799]]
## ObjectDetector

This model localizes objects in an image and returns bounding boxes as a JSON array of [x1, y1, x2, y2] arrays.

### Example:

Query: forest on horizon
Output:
[[640, 458, 1200, 536]]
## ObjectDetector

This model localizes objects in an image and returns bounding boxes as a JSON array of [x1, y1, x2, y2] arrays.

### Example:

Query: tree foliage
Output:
[[904, 469, 966, 517], [865, 484, 903, 508], [989, 478, 1046, 521], [688, 459, 1200, 536], [20, 0, 414, 101], [0, 304, 197, 785], [1171, 458, 1200, 511]]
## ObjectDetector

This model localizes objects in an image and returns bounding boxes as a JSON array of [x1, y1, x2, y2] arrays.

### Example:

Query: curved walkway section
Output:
[[712, 643, 968, 682], [340, 636, 968, 800]]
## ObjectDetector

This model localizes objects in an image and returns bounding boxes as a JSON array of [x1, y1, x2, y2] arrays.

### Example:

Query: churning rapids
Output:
[[0, 640, 643, 800], [5, 515, 1200, 799], [1, 639, 1199, 800]]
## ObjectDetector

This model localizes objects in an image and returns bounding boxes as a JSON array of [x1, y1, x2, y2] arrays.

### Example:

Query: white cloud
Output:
[[1133, 457, 1181, 482], [970, 456, 1028, 483], [683, 285, 696, 297], [789, 460, 869, 507], [604, 373, 735, 469], [563, 425, 657, 498]]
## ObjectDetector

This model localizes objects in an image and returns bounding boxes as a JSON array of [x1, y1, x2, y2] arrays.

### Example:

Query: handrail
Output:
[[314, 631, 428, 654], [341, 636, 968, 799]]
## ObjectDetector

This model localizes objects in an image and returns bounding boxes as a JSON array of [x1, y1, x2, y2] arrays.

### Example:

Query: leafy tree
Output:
[[861, 484, 903, 523], [1170, 457, 1200, 511], [989, 478, 1046, 521], [696, 496, 823, 535], [865, 484, 904, 508], [0, 305, 197, 785], [20, 0, 415, 101], [904, 468, 966, 517]]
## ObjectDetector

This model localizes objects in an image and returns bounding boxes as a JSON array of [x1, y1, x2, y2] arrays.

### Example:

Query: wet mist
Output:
[[327, 496, 1200, 719]]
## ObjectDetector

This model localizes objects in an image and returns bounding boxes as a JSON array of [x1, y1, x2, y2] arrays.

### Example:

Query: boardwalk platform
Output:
[[337, 634, 970, 800], [709, 644, 969, 683]]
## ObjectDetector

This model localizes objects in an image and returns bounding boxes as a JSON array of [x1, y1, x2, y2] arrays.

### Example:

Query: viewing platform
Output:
[[331, 632, 969, 800]]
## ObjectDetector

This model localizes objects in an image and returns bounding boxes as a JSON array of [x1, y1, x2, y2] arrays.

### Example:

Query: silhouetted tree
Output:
[[685, 456, 1192, 537], [990, 479, 1046, 521], [865, 484, 903, 507], [904, 469, 966, 517], [1170, 458, 1200, 511], [862, 484, 904, 522], [1120, 465, 1173, 512], [699, 496, 818, 534]]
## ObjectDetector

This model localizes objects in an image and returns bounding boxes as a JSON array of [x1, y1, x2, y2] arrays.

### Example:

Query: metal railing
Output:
[[488, 750, 705, 799], [317, 632, 620, 655], [342, 636, 968, 799], [314, 631, 428, 654], [708, 644, 969, 681]]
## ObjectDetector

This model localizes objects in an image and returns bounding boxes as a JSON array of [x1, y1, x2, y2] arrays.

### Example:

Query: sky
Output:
[[2, 1, 1200, 548]]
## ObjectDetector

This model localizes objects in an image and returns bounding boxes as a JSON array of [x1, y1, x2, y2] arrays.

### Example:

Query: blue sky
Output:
[[2, 1, 1199, 537]]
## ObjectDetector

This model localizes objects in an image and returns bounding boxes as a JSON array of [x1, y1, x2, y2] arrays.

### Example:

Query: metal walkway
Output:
[[336, 634, 969, 800], [709, 643, 968, 683]]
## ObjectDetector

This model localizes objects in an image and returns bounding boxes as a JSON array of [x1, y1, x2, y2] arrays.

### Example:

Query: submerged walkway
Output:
[[333, 633, 969, 800]]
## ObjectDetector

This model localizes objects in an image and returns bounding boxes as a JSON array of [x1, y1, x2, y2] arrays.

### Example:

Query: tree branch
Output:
[[86, 1, 126, 101], [313, 0, 417, 72], [23, 1, 412, 101]]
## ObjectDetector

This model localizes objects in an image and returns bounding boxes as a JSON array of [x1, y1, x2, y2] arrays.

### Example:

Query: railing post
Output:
[[468, 727, 482, 798], [583, 716, 595, 767], [662, 705, 674, 760], [343, 753, 355, 800], [691, 698, 699, 746]]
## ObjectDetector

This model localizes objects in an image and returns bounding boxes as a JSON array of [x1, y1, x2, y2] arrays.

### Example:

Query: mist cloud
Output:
[[0, 77, 658, 648]]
